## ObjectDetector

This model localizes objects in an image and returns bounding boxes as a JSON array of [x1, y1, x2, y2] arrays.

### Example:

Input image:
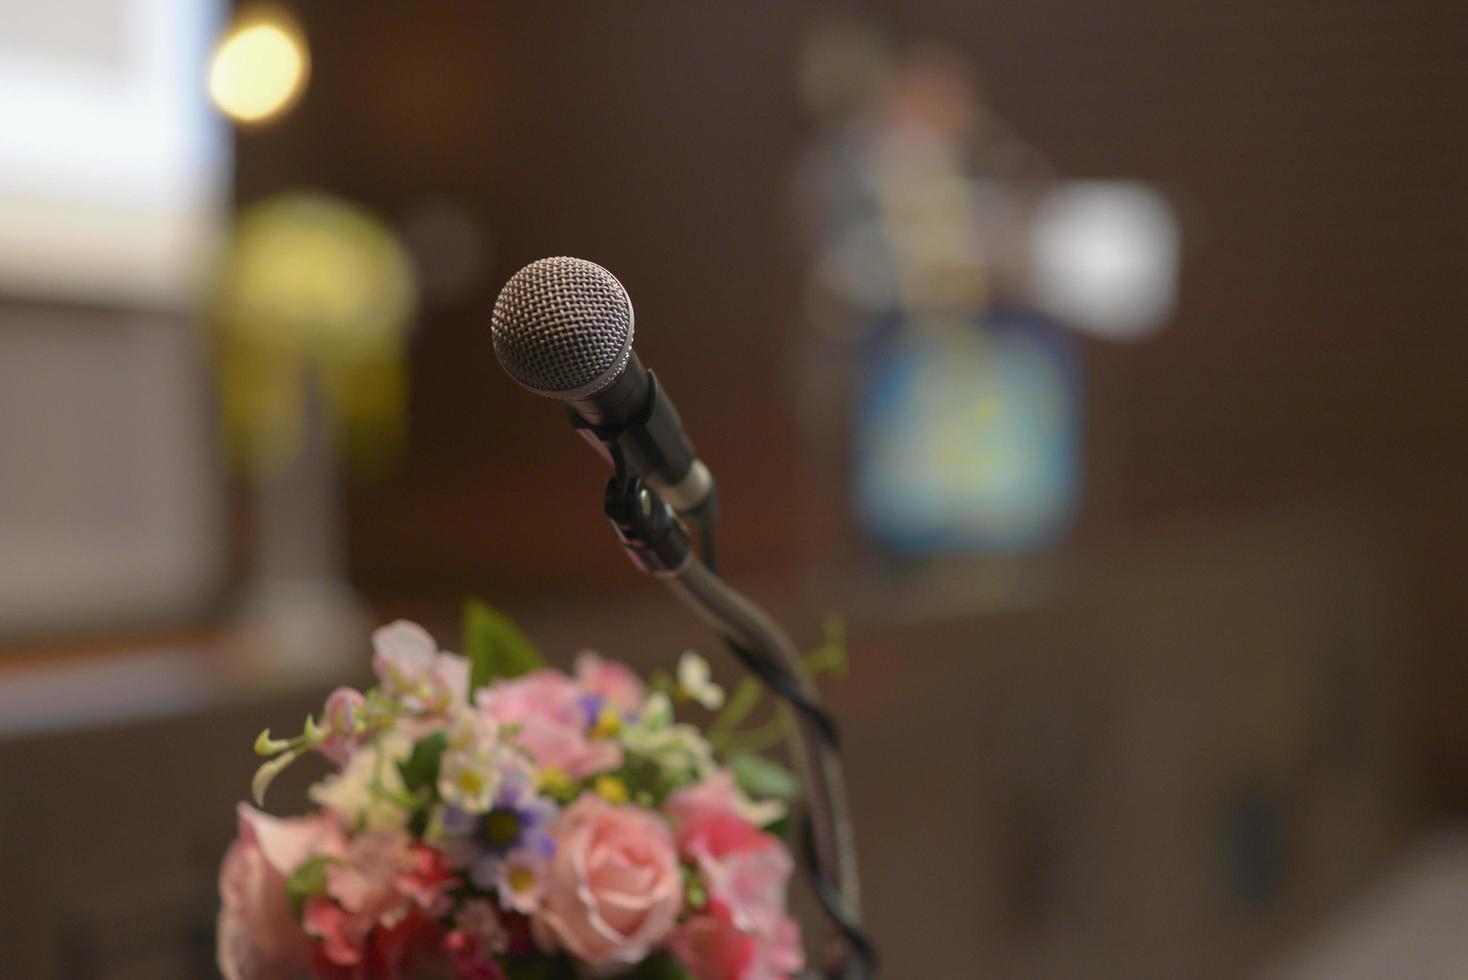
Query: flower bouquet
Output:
[[220, 602, 845, 979]]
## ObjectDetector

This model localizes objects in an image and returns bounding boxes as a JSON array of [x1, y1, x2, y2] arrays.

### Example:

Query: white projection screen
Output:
[[0, 0, 227, 308]]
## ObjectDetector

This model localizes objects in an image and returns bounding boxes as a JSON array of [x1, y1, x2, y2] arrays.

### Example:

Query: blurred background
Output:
[[1, 0, 1465, 976]]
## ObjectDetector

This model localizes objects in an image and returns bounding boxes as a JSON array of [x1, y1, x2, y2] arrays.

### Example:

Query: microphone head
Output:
[[491, 256, 635, 400]]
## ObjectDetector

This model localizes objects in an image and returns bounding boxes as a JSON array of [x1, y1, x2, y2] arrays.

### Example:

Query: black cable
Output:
[[703, 523, 875, 977], [701, 521, 718, 576], [601, 432, 874, 975], [802, 818, 879, 978], [721, 635, 839, 749]]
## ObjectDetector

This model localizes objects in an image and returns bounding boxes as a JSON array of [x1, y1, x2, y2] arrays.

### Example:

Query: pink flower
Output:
[[372, 620, 469, 714], [308, 832, 458, 968], [575, 651, 646, 715], [443, 899, 510, 980], [477, 670, 621, 779], [666, 775, 795, 936], [316, 687, 366, 766], [305, 901, 446, 980], [663, 768, 785, 831], [532, 795, 682, 969], [663, 771, 748, 839], [684, 814, 792, 937], [664, 777, 803, 978], [217, 804, 345, 980], [672, 904, 804, 980]]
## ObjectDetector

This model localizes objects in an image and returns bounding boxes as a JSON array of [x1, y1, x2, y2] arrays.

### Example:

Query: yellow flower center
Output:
[[590, 708, 622, 740], [482, 809, 521, 846], [594, 775, 629, 805], [456, 768, 485, 797], [537, 767, 572, 796], [508, 866, 536, 892]]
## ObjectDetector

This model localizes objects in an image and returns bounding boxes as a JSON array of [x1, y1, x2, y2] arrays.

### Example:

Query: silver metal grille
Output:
[[491, 257, 635, 399]]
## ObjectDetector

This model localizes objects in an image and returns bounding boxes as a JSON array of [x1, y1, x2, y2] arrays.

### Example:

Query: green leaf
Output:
[[621, 952, 695, 980], [285, 856, 333, 920], [729, 752, 802, 803], [398, 731, 449, 795], [462, 598, 543, 691]]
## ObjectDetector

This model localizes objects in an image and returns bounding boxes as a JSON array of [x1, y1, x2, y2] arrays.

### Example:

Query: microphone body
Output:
[[492, 257, 713, 517]]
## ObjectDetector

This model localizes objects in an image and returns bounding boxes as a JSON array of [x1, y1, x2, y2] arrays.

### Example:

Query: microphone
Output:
[[491, 257, 714, 518]]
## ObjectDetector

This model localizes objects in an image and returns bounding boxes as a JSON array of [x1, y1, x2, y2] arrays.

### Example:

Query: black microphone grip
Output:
[[569, 353, 714, 521]]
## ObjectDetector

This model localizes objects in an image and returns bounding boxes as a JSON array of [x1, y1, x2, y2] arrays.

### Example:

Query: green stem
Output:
[[721, 713, 791, 755], [708, 677, 762, 748]]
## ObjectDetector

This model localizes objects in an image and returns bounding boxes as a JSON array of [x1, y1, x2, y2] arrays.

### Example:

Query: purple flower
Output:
[[438, 767, 557, 891]]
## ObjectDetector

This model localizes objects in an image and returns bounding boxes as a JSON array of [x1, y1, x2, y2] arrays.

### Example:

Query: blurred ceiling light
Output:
[[208, 6, 309, 125], [1029, 181, 1180, 342]]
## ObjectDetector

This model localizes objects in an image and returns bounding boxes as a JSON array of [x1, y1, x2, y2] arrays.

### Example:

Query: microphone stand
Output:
[[600, 462, 874, 979]]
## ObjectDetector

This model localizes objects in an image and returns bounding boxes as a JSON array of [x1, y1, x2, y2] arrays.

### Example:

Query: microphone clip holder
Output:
[[603, 472, 693, 577], [570, 372, 715, 526]]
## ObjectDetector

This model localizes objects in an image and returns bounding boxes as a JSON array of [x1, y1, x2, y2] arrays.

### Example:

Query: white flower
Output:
[[438, 750, 501, 813], [676, 652, 726, 710], [622, 717, 716, 786], [437, 710, 504, 812], [444, 707, 498, 754], [641, 691, 675, 728], [308, 730, 413, 831]]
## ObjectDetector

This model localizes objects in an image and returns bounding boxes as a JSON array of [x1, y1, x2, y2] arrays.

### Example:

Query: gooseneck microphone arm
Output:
[[602, 457, 873, 979], [664, 561, 871, 974]]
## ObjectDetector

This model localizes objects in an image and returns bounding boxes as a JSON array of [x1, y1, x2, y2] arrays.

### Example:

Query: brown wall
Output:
[[234, 1, 1468, 798]]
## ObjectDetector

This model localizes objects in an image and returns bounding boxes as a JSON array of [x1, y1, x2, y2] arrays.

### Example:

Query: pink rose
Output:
[[477, 670, 621, 779], [575, 651, 646, 715], [533, 796, 683, 969], [217, 804, 345, 980]]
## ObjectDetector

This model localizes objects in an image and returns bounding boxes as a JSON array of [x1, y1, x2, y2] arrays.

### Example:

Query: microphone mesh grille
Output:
[[491, 257, 634, 399]]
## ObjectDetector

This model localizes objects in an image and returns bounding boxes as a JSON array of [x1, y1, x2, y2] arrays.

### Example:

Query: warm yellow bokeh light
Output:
[[208, 12, 309, 125]]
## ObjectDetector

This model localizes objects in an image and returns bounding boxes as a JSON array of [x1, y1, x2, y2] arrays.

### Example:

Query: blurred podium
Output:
[[827, 510, 1412, 978], [0, 643, 347, 980], [0, 510, 1415, 978]]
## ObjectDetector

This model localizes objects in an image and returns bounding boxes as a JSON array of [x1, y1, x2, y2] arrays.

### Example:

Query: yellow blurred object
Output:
[[211, 192, 418, 477], [208, 6, 310, 125]]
